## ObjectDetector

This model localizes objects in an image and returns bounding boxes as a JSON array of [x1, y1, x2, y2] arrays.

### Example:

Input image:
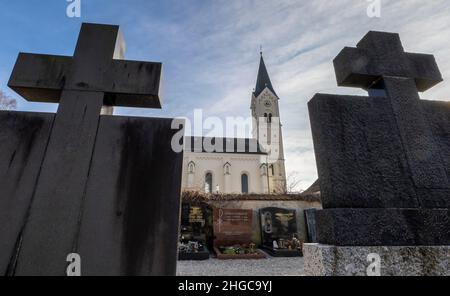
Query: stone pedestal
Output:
[[314, 208, 450, 246], [303, 244, 450, 276]]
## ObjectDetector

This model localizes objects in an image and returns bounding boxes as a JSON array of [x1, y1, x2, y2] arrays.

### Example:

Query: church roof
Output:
[[302, 179, 320, 197], [253, 54, 278, 98], [185, 137, 267, 155]]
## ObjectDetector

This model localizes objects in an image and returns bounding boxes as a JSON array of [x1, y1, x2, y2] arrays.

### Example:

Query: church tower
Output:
[[251, 52, 287, 193]]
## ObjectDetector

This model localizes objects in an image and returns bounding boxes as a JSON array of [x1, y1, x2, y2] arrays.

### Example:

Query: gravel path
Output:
[[177, 252, 304, 276]]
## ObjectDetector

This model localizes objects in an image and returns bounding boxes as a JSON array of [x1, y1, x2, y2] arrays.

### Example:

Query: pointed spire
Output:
[[254, 52, 277, 98]]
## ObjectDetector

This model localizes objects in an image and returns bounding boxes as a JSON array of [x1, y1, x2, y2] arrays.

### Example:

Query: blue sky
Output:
[[1, 0, 450, 189]]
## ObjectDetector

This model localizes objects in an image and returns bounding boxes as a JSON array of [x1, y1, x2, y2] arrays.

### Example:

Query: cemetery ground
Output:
[[177, 254, 305, 276]]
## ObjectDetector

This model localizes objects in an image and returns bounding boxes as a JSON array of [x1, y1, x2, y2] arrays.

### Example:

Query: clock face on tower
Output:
[[264, 100, 272, 107]]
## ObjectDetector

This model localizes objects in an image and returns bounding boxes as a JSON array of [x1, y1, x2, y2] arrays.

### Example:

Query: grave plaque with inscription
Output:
[[213, 208, 265, 259], [259, 207, 302, 257], [179, 203, 211, 260]]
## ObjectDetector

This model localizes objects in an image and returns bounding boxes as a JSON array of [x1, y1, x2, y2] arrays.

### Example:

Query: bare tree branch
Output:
[[286, 171, 303, 194]]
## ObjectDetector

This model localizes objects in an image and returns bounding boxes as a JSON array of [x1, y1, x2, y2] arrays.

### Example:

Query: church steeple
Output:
[[254, 54, 277, 98], [250, 52, 286, 194]]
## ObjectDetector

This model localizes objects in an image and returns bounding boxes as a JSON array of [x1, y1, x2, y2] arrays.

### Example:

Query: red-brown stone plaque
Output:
[[213, 208, 265, 259]]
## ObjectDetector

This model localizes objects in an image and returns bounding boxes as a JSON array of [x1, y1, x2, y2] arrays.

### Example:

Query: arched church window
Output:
[[270, 165, 275, 176], [268, 113, 272, 123], [241, 173, 249, 194], [205, 172, 213, 193], [188, 161, 195, 174], [260, 164, 267, 176], [224, 163, 231, 175]]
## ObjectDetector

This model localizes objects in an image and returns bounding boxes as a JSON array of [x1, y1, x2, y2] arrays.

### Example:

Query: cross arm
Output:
[[103, 60, 163, 108], [8, 53, 72, 103], [63, 59, 164, 108], [8, 54, 164, 108], [333, 47, 378, 90], [406, 53, 443, 91], [333, 47, 442, 92]]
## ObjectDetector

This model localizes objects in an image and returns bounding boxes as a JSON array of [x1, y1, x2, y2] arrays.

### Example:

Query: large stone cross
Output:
[[334, 31, 449, 194], [5, 23, 164, 275], [308, 31, 450, 246]]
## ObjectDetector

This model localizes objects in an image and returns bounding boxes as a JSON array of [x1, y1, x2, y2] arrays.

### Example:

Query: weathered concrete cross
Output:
[[6, 23, 163, 275], [333, 31, 448, 191]]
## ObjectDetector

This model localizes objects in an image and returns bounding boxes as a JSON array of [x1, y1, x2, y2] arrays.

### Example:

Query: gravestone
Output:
[[304, 31, 450, 276], [178, 203, 211, 260], [213, 208, 265, 259], [0, 23, 183, 276], [304, 209, 318, 243], [259, 207, 302, 257]]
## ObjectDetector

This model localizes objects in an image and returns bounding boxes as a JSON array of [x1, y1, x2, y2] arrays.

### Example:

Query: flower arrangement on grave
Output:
[[218, 243, 259, 255], [273, 234, 303, 251], [178, 236, 206, 254], [179, 241, 201, 254]]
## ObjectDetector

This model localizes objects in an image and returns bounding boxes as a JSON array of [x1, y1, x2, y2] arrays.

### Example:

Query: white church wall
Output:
[[182, 151, 265, 194]]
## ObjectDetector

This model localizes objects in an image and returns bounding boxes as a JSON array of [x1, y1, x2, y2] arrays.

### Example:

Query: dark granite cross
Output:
[[333, 31, 448, 191], [308, 31, 450, 246], [6, 23, 163, 275]]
